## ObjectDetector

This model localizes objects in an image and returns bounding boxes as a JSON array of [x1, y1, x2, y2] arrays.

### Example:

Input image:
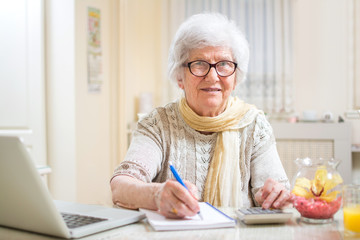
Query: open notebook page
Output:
[[139, 202, 236, 231]]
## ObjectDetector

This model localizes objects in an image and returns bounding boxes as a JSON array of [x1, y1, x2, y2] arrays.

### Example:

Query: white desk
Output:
[[0, 208, 358, 240]]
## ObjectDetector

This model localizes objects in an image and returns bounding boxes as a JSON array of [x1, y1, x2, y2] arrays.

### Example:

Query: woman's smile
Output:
[[200, 87, 222, 92]]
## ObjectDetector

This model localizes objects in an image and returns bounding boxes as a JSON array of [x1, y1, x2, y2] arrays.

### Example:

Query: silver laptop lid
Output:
[[0, 136, 146, 239], [0, 136, 70, 238]]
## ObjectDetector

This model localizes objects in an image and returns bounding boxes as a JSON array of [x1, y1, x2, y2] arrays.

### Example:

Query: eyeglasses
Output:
[[186, 60, 237, 77]]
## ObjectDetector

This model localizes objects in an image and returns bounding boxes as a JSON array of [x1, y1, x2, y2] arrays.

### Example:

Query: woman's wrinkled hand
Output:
[[255, 178, 293, 209], [154, 179, 200, 218]]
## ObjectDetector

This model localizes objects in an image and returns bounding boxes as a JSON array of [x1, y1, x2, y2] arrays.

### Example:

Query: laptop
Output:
[[0, 136, 145, 238]]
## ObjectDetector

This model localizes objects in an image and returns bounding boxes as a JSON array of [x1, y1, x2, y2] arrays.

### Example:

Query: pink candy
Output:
[[293, 196, 342, 219]]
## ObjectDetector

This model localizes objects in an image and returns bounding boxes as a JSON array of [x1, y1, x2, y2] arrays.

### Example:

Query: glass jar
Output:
[[291, 158, 343, 224]]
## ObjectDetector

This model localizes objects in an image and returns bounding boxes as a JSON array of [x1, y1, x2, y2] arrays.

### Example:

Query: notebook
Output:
[[140, 202, 236, 231], [0, 136, 145, 239]]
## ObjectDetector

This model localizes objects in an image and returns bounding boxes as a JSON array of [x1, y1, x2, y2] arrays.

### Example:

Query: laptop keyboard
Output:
[[61, 213, 108, 229]]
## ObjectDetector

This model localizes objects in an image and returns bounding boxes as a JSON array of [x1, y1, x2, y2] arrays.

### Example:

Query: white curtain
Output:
[[167, 0, 293, 115]]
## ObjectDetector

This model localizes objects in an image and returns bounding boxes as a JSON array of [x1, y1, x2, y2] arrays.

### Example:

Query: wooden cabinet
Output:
[[0, 0, 46, 166]]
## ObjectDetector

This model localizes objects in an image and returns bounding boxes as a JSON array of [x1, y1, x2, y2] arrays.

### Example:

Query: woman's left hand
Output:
[[254, 178, 293, 209]]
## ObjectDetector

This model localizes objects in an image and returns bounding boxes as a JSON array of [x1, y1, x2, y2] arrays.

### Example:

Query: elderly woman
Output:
[[110, 13, 291, 218]]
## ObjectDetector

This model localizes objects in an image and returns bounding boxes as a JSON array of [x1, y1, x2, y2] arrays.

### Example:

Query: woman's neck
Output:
[[198, 131, 214, 135], [191, 104, 227, 117]]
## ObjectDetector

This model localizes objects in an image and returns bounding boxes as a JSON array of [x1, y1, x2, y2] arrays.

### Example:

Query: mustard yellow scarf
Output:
[[179, 96, 257, 207]]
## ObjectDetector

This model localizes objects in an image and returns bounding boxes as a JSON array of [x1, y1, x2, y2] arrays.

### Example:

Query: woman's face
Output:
[[178, 46, 236, 117]]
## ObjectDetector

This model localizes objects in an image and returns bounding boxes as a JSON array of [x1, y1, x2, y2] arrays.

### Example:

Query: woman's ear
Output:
[[232, 78, 236, 91], [177, 78, 184, 89]]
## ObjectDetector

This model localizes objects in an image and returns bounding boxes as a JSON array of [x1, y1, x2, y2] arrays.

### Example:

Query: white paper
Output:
[[140, 202, 235, 231]]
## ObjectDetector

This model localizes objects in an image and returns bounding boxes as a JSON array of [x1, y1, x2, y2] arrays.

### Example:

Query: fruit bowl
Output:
[[291, 158, 343, 224], [293, 196, 342, 223]]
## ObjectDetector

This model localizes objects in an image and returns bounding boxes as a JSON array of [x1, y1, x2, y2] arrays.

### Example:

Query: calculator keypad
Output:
[[238, 207, 282, 215]]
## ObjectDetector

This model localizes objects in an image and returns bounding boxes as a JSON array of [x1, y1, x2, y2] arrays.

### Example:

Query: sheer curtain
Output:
[[166, 0, 293, 115]]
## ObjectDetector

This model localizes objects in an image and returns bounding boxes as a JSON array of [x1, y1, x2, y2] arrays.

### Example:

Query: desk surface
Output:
[[0, 208, 358, 240]]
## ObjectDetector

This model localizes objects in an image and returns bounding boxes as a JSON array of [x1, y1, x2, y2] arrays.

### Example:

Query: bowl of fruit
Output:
[[291, 158, 343, 224]]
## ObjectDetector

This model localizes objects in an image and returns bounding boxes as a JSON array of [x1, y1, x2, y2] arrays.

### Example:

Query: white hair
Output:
[[168, 12, 249, 86]]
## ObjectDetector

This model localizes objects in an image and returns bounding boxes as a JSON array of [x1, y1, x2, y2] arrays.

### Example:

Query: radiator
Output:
[[276, 139, 334, 183], [271, 122, 352, 184]]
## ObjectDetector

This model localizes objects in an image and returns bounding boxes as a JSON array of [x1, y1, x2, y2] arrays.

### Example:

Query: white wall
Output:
[[292, 0, 359, 143], [117, 0, 166, 159], [45, 0, 167, 205], [46, 0, 118, 205], [46, 0, 77, 202]]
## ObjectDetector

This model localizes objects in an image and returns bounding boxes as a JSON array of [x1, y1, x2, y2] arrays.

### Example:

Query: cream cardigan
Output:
[[112, 100, 289, 207]]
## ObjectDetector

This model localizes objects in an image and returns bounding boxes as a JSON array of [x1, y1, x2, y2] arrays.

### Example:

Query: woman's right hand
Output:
[[154, 180, 200, 218]]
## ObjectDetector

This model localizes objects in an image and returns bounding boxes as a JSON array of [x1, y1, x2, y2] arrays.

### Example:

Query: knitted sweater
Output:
[[112, 100, 289, 207]]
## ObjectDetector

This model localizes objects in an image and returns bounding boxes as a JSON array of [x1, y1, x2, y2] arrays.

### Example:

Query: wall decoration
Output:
[[87, 7, 102, 93]]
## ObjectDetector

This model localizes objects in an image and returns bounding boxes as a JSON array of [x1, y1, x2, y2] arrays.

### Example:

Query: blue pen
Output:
[[169, 162, 203, 220]]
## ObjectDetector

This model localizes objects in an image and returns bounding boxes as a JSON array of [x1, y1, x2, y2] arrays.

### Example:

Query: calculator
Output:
[[236, 207, 293, 224]]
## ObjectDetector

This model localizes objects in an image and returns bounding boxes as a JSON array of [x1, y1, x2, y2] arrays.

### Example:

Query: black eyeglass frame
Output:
[[186, 60, 238, 77]]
